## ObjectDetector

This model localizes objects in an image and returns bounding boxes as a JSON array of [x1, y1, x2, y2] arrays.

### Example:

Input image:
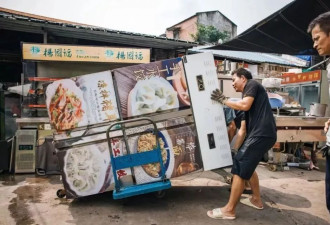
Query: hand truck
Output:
[[106, 117, 171, 199]]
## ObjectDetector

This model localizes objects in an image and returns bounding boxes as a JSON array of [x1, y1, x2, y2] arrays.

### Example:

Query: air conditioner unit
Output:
[[15, 129, 37, 173]]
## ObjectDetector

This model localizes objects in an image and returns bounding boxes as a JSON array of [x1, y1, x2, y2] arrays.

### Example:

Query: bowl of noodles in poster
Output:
[[46, 79, 88, 131], [134, 130, 174, 183]]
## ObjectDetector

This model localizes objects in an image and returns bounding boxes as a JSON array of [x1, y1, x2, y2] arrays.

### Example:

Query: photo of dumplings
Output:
[[64, 145, 108, 196], [127, 77, 179, 116]]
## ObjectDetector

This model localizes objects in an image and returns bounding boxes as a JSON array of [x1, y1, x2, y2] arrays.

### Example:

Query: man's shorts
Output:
[[231, 136, 276, 180], [224, 107, 236, 126]]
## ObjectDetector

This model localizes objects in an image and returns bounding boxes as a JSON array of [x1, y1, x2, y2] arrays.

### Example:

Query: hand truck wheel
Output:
[[154, 190, 166, 199], [56, 189, 66, 198]]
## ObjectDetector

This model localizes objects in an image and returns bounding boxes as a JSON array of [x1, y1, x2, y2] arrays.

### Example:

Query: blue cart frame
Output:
[[106, 117, 171, 199]]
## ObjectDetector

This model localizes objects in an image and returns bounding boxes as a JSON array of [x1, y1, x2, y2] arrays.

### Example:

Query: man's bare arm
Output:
[[225, 96, 254, 111]]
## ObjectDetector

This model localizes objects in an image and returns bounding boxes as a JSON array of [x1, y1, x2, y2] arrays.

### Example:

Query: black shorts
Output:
[[231, 136, 276, 180]]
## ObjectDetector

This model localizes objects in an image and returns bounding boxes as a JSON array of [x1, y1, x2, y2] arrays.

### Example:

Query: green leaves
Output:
[[191, 24, 229, 44]]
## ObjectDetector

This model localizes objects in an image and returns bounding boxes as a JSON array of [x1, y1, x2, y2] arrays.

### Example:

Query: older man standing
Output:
[[207, 68, 276, 220], [308, 11, 330, 213]]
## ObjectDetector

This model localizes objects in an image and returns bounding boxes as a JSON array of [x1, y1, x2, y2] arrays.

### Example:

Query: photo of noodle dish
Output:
[[64, 146, 108, 196], [127, 77, 179, 117], [46, 79, 87, 131], [137, 131, 173, 178]]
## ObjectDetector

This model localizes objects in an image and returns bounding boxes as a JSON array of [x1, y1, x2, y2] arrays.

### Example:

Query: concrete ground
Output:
[[0, 163, 329, 225]]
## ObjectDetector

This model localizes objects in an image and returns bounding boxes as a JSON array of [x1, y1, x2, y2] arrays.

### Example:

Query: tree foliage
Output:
[[191, 24, 229, 44]]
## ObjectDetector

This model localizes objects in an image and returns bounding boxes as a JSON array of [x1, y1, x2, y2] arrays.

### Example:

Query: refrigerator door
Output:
[[183, 52, 232, 170], [301, 83, 320, 112]]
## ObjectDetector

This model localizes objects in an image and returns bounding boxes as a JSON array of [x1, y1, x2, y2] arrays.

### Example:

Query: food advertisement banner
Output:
[[49, 53, 228, 199], [45, 70, 119, 131], [22, 43, 150, 63], [134, 124, 202, 184], [116, 124, 202, 184], [113, 58, 190, 119], [56, 140, 133, 198], [56, 122, 201, 198]]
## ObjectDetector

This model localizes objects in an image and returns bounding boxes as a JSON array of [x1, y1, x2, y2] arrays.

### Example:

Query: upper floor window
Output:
[[173, 30, 179, 39]]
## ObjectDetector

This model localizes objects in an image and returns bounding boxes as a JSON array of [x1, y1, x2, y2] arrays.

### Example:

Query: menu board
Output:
[[113, 58, 190, 119], [45, 70, 119, 131]]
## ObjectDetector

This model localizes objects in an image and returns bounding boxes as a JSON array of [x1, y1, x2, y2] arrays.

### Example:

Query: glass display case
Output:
[[21, 77, 51, 118], [281, 70, 329, 114], [301, 84, 320, 112], [283, 83, 320, 112], [283, 85, 300, 103]]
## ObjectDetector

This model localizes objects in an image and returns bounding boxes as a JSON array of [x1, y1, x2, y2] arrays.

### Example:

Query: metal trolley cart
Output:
[[106, 117, 171, 199]]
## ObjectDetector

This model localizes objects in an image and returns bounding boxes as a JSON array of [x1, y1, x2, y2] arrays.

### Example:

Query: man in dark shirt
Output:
[[308, 11, 330, 213], [207, 68, 276, 220]]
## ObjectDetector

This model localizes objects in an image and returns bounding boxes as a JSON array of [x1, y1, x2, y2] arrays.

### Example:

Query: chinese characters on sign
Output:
[[133, 63, 181, 81], [111, 139, 128, 179], [97, 80, 117, 121], [43, 48, 73, 58], [116, 51, 144, 60], [22, 43, 150, 63], [281, 70, 321, 84]]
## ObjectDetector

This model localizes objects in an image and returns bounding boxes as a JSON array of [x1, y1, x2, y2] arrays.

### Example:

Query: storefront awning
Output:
[[208, 0, 330, 55]]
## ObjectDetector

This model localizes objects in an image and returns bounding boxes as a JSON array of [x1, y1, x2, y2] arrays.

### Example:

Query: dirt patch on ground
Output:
[[8, 185, 45, 225], [0, 174, 20, 186], [26, 177, 49, 184]]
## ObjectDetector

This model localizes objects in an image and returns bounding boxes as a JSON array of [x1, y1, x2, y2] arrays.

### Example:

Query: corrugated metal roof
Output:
[[190, 46, 308, 67], [208, 0, 330, 55], [0, 7, 197, 50]]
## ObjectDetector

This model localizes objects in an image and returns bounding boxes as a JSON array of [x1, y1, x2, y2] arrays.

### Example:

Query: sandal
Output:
[[207, 208, 236, 220], [240, 198, 264, 210]]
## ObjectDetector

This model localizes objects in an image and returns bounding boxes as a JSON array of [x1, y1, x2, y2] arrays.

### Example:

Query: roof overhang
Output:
[[0, 13, 197, 50], [208, 0, 330, 55]]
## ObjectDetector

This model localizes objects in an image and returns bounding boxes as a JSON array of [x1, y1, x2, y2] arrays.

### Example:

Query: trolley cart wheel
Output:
[[56, 189, 66, 198], [154, 190, 166, 199]]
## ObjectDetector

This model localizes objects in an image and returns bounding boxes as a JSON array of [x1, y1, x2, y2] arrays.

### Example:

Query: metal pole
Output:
[[305, 57, 329, 71], [0, 90, 4, 140]]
